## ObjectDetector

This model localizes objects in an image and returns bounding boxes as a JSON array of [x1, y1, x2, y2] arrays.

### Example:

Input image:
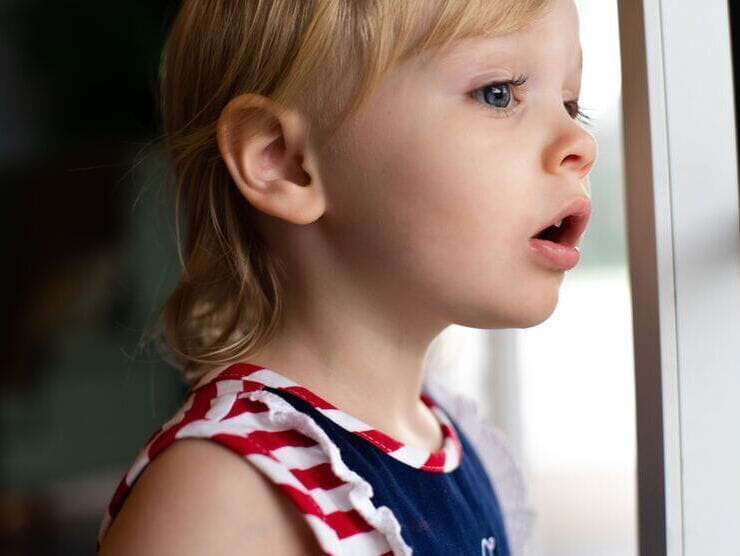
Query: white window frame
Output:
[[618, 1, 740, 554]]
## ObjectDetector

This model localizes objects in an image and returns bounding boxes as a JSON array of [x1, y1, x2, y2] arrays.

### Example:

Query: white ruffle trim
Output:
[[422, 376, 535, 556], [246, 389, 413, 555]]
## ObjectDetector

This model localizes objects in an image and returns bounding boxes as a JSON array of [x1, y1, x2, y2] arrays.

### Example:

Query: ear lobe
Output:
[[216, 93, 326, 225]]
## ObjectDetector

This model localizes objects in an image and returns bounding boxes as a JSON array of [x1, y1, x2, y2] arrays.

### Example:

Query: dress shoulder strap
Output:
[[97, 374, 411, 556]]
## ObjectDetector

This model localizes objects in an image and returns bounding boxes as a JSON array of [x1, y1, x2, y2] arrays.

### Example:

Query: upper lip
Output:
[[530, 197, 592, 247]]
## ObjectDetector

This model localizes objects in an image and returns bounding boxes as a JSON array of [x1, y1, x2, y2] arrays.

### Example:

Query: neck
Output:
[[242, 275, 450, 448]]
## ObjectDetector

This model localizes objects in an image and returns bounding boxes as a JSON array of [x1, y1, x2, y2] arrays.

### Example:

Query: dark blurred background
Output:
[[1, 2, 187, 554]]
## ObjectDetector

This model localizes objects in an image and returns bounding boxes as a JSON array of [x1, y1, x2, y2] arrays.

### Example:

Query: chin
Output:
[[515, 308, 557, 329], [444, 275, 563, 329], [506, 287, 562, 328], [518, 290, 561, 327], [493, 305, 558, 329], [455, 293, 560, 330]]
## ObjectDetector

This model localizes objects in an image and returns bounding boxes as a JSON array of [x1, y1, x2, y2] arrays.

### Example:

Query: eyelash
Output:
[[472, 73, 593, 126]]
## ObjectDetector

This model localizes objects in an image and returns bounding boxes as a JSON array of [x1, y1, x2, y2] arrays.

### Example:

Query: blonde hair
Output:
[[157, 0, 551, 383]]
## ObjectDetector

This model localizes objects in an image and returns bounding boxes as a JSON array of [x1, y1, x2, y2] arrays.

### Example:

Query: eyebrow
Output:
[[434, 37, 514, 66], [435, 39, 584, 79]]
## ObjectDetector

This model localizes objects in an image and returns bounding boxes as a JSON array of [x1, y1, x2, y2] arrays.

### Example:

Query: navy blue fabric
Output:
[[264, 386, 511, 555]]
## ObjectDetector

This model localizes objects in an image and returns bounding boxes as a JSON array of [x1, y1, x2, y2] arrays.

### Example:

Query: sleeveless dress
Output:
[[97, 362, 533, 555]]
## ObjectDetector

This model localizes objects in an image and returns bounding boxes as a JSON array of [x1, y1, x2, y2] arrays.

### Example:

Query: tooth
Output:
[[554, 219, 563, 228]]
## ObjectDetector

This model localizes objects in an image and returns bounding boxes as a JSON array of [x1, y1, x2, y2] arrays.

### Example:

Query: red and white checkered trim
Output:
[[96, 362, 464, 555]]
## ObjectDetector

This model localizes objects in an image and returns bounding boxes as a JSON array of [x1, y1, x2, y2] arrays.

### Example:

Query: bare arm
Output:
[[99, 438, 324, 556]]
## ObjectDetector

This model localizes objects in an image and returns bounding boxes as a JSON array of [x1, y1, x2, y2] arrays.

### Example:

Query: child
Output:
[[97, 0, 596, 553]]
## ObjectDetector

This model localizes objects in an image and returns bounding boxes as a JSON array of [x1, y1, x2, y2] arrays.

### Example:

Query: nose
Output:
[[544, 119, 598, 180]]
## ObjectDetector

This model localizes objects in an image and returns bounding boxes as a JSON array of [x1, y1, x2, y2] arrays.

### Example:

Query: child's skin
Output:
[[218, 0, 596, 451]]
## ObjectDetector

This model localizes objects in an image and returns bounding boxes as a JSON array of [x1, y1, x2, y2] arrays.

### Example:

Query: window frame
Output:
[[618, 1, 740, 554]]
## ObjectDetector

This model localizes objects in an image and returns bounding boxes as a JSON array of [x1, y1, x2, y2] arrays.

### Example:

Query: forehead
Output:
[[421, 0, 581, 75]]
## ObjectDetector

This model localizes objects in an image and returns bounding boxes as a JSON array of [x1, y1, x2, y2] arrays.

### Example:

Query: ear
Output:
[[216, 93, 326, 225]]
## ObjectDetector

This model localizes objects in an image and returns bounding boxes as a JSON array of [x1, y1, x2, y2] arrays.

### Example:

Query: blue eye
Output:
[[472, 73, 593, 126], [472, 74, 528, 117], [479, 83, 513, 109]]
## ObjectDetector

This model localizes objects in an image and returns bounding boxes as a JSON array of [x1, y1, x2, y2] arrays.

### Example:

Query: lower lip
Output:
[[528, 238, 580, 271]]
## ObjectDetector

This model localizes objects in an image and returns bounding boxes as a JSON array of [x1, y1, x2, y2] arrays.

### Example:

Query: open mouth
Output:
[[534, 216, 573, 243], [530, 198, 592, 248]]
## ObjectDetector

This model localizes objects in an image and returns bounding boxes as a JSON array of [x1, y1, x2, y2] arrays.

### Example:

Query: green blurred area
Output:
[[1, 154, 185, 491]]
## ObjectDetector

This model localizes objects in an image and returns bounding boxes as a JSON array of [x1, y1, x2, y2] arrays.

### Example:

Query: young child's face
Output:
[[316, 0, 596, 329]]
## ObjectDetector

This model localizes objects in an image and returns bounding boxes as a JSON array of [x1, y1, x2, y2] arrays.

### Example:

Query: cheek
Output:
[[347, 132, 517, 268], [381, 125, 525, 265], [320, 103, 556, 327]]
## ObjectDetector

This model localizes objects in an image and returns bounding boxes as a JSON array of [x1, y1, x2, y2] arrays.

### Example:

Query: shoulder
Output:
[[98, 438, 324, 555]]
